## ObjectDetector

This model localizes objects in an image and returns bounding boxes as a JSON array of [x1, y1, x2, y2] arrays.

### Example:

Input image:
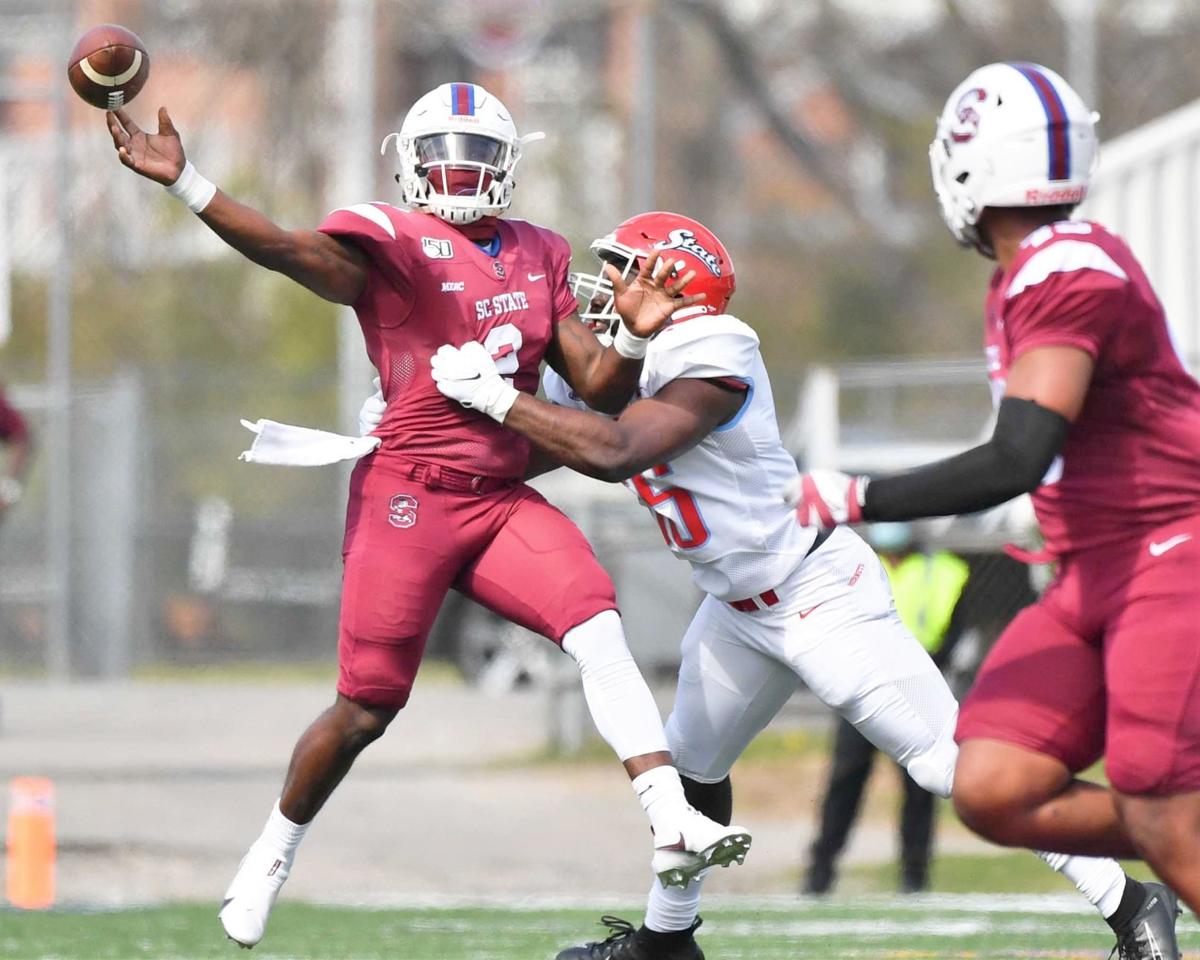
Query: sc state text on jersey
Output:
[[475, 290, 530, 322]]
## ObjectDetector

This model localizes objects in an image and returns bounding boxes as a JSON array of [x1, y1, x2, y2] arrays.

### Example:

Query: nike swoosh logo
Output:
[[219, 898, 233, 912], [655, 834, 687, 852], [528, 272, 545, 281], [1149, 534, 1191, 557], [798, 600, 828, 619]]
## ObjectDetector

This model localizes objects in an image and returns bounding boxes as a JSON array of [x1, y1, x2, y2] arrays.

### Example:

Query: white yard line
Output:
[[309, 892, 1102, 913]]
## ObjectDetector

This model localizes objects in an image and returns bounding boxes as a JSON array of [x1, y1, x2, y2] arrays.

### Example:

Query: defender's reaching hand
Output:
[[785, 469, 869, 529], [107, 106, 185, 185], [606, 252, 706, 340]]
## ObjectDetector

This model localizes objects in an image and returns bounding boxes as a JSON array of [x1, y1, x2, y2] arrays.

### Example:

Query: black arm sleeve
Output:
[[863, 397, 1070, 522]]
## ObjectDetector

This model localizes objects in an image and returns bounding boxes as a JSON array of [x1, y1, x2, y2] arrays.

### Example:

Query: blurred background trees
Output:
[[6, 0, 1200, 389]]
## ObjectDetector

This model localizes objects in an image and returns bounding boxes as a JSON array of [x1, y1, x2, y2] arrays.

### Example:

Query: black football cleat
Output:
[[1109, 882, 1181, 960], [802, 859, 834, 895], [554, 915, 704, 960]]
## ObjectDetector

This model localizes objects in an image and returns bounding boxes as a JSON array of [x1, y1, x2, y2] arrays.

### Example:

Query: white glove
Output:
[[0, 475, 21, 506], [358, 377, 386, 436], [783, 469, 868, 529], [430, 342, 519, 423]]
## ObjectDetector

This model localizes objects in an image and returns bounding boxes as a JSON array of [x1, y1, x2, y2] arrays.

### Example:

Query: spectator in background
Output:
[[0, 384, 30, 520], [804, 523, 969, 894]]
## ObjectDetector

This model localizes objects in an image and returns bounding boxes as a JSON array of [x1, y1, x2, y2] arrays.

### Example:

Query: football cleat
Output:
[[555, 915, 704, 960], [1109, 882, 1181, 960], [217, 841, 294, 948], [651, 810, 751, 888], [802, 858, 835, 896]]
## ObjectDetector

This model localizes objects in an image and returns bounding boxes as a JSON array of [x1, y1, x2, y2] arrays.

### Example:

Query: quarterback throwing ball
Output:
[[105, 83, 749, 949]]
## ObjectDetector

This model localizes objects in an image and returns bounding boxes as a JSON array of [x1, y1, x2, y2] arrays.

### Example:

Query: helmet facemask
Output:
[[382, 83, 544, 226], [569, 238, 644, 334], [386, 131, 522, 225]]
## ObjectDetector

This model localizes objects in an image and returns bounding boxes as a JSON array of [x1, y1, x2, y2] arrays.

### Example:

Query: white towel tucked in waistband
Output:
[[238, 419, 381, 466]]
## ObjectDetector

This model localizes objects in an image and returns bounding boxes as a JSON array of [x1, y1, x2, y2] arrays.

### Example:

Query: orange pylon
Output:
[[6, 776, 56, 909]]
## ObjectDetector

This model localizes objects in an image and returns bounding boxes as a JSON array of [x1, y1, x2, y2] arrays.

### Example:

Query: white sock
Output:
[[1036, 850, 1128, 918], [259, 799, 309, 856], [644, 871, 707, 933], [631, 766, 691, 838], [562, 611, 670, 762]]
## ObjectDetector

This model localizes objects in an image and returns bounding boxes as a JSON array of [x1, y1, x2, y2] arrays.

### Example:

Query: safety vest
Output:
[[881, 551, 970, 655]]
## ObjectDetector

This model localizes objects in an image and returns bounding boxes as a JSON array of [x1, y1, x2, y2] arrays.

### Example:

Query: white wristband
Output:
[[612, 321, 650, 360], [165, 161, 217, 213]]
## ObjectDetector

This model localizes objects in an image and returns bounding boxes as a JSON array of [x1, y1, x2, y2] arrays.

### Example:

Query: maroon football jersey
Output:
[[319, 204, 578, 479], [985, 220, 1200, 555]]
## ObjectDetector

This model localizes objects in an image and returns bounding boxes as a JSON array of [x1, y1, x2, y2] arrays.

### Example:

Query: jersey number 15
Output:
[[629, 463, 709, 550]]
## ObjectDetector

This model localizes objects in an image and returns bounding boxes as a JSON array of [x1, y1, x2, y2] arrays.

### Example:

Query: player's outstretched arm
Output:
[[546, 253, 705, 415], [106, 108, 366, 305], [502, 378, 741, 483], [794, 346, 1091, 526], [430, 341, 739, 478]]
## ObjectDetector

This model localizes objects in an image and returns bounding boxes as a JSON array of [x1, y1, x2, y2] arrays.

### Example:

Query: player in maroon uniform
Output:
[[794, 63, 1198, 954], [105, 82, 750, 949]]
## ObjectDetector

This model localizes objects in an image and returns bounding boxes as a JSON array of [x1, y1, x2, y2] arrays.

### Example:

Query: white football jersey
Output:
[[543, 314, 816, 602]]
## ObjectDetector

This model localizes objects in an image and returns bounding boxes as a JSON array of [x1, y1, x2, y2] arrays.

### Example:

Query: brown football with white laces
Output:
[[67, 24, 150, 110]]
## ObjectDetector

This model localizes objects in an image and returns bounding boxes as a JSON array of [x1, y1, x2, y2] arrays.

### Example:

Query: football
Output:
[[66, 24, 150, 110]]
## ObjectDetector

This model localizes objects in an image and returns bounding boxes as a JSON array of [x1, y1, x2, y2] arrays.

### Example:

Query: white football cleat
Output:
[[651, 809, 752, 888], [218, 841, 293, 948]]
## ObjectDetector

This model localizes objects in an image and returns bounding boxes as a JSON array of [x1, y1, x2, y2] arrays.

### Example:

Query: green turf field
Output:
[[3, 896, 1197, 960]]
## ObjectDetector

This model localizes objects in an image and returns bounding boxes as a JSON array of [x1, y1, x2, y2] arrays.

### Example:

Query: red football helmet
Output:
[[570, 212, 736, 332]]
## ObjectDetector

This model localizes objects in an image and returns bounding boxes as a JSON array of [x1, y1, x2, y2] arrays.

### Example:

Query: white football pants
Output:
[[646, 526, 1127, 934], [666, 526, 958, 795]]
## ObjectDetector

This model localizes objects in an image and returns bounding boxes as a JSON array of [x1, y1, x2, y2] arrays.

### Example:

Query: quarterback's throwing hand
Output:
[[107, 107, 186, 185], [785, 469, 869, 529], [431, 342, 519, 424]]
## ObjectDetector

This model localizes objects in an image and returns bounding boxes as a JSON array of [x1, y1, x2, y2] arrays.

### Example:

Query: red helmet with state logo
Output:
[[570, 211, 736, 332]]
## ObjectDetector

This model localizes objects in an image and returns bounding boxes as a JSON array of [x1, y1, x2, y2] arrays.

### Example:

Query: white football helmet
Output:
[[381, 82, 544, 225], [930, 62, 1098, 256]]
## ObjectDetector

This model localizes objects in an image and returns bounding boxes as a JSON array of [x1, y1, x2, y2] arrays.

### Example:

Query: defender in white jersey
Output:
[[551, 312, 815, 605], [388, 211, 1149, 960]]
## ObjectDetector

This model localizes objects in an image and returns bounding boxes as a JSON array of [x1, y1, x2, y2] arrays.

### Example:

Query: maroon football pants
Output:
[[337, 457, 617, 709]]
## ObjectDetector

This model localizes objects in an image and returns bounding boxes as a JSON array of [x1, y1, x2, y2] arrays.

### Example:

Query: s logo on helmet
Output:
[[653, 229, 722, 276], [950, 88, 987, 143], [388, 493, 419, 529]]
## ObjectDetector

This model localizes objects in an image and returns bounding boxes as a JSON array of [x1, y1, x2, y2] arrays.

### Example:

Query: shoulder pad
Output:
[[647, 314, 760, 387], [318, 202, 403, 242], [1006, 237, 1128, 300]]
